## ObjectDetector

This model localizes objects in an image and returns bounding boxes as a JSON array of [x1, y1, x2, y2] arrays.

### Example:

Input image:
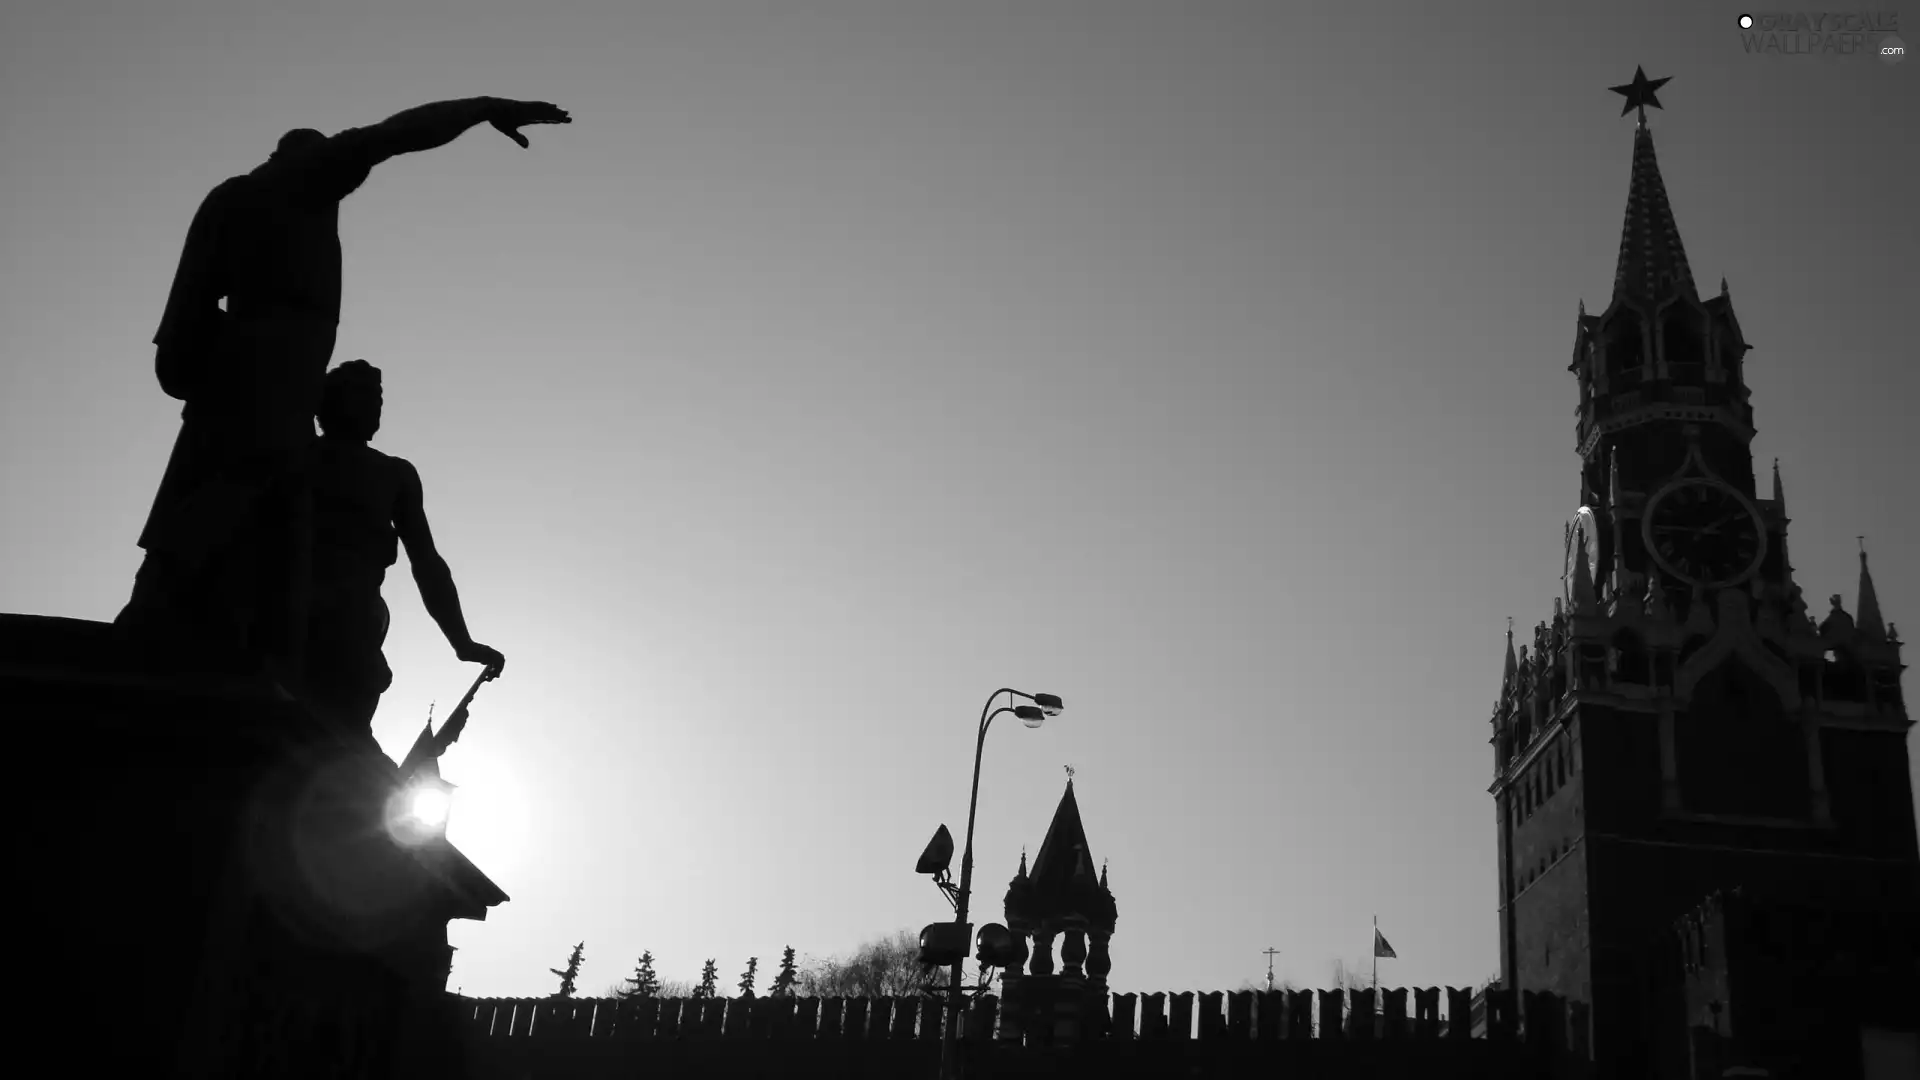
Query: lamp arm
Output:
[[957, 705, 1021, 919], [942, 688, 1037, 1080]]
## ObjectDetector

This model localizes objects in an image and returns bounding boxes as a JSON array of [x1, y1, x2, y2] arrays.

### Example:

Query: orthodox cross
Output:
[[1609, 66, 1672, 126], [1263, 947, 1281, 991]]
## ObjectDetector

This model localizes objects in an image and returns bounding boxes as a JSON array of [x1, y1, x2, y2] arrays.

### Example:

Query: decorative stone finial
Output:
[[1645, 566, 1671, 620], [1857, 544, 1886, 643], [1571, 538, 1599, 613], [1820, 593, 1856, 645]]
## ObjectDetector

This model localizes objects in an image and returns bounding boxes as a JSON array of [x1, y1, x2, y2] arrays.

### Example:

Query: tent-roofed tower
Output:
[[1001, 777, 1118, 1046]]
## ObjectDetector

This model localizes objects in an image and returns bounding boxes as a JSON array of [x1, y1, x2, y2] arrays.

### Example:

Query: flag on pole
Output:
[[1373, 929, 1397, 959]]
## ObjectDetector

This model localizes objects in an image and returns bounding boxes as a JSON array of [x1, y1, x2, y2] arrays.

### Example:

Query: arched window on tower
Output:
[[1871, 667, 1903, 711], [1822, 648, 1868, 703], [1610, 629, 1651, 686], [1661, 308, 1704, 382], [1579, 642, 1608, 687], [1605, 311, 1647, 389], [1676, 660, 1809, 819]]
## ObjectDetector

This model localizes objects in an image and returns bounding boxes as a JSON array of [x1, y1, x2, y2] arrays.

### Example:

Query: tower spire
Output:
[[1772, 458, 1785, 508], [1503, 618, 1518, 690], [1857, 539, 1886, 642], [1607, 69, 1695, 307]]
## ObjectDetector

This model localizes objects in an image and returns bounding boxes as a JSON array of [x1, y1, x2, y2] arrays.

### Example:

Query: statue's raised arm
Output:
[[277, 98, 573, 200], [326, 97, 572, 166]]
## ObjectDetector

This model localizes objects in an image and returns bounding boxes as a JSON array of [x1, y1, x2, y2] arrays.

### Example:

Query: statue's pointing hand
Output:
[[490, 99, 571, 149]]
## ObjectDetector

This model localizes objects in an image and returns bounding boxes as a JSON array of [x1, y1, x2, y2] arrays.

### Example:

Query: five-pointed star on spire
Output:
[[1610, 66, 1671, 123]]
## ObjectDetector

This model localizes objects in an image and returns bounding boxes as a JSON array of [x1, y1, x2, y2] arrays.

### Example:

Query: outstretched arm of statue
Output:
[[329, 97, 572, 168], [394, 459, 507, 678]]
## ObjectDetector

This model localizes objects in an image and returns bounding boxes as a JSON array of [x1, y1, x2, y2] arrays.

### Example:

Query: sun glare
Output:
[[407, 786, 452, 829], [440, 740, 533, 881]]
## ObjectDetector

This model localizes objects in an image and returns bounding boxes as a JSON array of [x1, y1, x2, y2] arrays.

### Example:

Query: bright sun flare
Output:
[[406, 786, 452, 829]]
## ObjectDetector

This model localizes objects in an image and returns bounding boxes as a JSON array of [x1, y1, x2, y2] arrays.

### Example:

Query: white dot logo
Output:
[[1738, 14, 1754, 29]]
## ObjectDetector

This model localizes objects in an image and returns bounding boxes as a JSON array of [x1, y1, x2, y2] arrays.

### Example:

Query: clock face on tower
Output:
[[1564, 506, 1600, 601], [1642, 479, 1766, 587]]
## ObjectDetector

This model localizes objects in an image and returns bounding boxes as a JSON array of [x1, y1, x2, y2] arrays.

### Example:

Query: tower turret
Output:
[[1000, 778, 1118, 1047]]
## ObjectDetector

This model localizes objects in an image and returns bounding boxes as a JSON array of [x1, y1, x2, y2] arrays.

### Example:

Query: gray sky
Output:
[[2, 1, 1913, 997]]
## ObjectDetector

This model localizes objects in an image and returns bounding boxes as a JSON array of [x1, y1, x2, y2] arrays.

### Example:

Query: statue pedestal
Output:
[[4, 614, 504, 1078]]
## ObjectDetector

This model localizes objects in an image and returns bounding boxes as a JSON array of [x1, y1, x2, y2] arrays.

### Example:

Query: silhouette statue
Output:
[[305, 360, 504, 731], [116, 97, 568, 689]]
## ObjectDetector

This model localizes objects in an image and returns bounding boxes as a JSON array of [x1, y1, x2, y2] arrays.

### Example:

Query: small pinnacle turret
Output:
[[1571, 540, 1598, 612], [1857, 545, 1886, 643]]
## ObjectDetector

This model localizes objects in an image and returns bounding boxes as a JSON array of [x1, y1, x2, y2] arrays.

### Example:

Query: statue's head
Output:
[[318, 359, 382, 441], [271, 128, 327, 161]]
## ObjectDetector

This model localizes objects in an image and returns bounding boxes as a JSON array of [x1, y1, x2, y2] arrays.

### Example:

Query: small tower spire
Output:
[[1645, 566, 1672, 620], [1772, 458, 1785, 508], [1857, 539, 1886, 642], [1571, 538, 1599, 613], [1504, 618, 1518, 689]]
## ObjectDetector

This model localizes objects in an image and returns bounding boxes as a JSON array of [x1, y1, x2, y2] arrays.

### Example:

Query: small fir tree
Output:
[[550, 942, 585, 998], [770, 946, 799, 997], [618, 950, 661, 1000], [693, 958, 718, 999], [737, 956, 759, 998]]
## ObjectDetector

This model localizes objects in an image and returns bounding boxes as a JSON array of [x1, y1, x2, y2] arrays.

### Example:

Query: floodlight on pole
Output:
[[936, 688, 1065, 1080]]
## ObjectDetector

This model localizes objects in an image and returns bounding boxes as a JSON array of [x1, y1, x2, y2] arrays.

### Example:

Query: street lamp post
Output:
[[938, 687, 1064, 1080]]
